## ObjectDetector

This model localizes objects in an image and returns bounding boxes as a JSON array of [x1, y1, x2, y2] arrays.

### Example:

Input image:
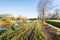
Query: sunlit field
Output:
[[0, 19, 60, 40], [0, 0, 60, 40]]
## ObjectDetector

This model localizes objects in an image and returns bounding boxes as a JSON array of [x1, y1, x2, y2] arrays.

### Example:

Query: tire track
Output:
[[41, 24, 57, 40]]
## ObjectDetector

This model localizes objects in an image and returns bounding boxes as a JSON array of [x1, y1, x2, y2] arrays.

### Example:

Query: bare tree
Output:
[[46, 13, 52, 20], [38, 0, 54, 22]]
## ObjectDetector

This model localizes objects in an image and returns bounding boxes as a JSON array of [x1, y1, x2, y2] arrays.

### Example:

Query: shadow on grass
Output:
[[46, 21, 60, 28]]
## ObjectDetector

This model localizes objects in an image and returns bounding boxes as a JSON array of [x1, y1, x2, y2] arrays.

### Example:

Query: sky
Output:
[[0, 0, 60, 18]]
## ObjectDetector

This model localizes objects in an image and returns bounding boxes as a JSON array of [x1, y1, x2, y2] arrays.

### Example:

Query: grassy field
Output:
[[46, 20, 60, 30], [45, 20, 60, 40], [0, 20, 60, 40]]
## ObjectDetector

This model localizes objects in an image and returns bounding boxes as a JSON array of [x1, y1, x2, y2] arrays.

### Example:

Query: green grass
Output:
[[46, 21, 60, 28], [44, 22, 60, 31], [47, 20, 60, 22], [29, 21, 48, 40], [0, 20, 60, 40], [45, 20, 60, 39]]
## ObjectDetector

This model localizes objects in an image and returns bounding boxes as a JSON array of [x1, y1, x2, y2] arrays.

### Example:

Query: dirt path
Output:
[[41, 24, 57, 40]]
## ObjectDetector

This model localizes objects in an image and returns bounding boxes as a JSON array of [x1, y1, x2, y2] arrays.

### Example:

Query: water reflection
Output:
[[0, 28, 6, 30]]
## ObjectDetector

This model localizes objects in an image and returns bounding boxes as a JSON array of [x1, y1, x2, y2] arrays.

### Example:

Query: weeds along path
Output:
[[2, 24, 27, 40], [2, 23, 34, 40], [0, 20, 58, 40], [17, 21, 48, 40], [3, 21, 48, 40], [11, 23, 35, 40], [28, 22, 48, 40], [18, 24, 35, 40], [41, 23, 57, 40]]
